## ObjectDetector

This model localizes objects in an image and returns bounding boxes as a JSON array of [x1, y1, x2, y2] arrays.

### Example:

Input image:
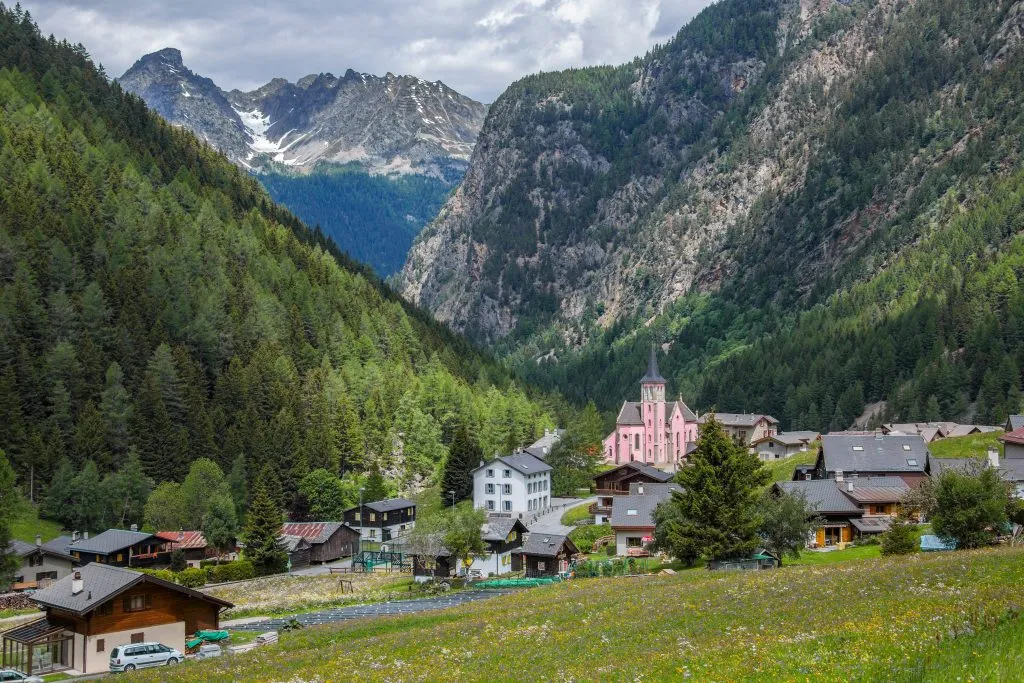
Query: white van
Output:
[[109, 642, 183, 672]]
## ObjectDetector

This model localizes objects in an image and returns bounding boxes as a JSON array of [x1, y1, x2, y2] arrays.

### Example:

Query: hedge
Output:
[[205, 560, 255, 583]]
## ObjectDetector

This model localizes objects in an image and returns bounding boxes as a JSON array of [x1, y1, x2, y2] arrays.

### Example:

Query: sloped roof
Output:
[[820, 434, 929, 473], [1000, 427, 1024, 446], [670, 400, 698, 422], [68, 529, 157, 556], [774, 480, 861, 514], [279, 522, 349, 545], [6, 539, 76, 563], [641, 346, 665, 383], [155, 530, 208, 550], [597, 461, 674, 484], [842, 478, 910, 504], [519, 533, 578, 557], [1007, 415, 1024, 431], [31, 562, 232, 615], [627, 482, 682, 497], [524, 429, 565, 459], [481, 515, 528, 542], [929, 457, 984, 476], [363, 498, 416, 513], [42, 535, 73, 555], [615, 401, 643, 426], [700, 413, 779, 427], [473, 452, 552, 475], [850, 516, 893, 533], [278, 534, 311, 553], [754, 431, 820, 446], [611, 485, 680, 528], [999, 458, 1024, 483]]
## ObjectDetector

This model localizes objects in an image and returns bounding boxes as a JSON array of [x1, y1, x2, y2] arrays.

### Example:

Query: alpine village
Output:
[[2, 0, 1024, 680]]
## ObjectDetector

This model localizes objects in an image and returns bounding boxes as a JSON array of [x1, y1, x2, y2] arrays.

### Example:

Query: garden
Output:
[[129, 545, 1024, 681]]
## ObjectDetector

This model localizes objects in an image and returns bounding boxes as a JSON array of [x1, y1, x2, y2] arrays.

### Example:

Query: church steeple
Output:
[[640, 345, 666, 404], [640, 345, 665, 384]]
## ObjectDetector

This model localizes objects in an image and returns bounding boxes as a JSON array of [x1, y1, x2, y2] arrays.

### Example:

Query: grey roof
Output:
[[756, 431, 820, 446], [700, 413, 779, 427], [481, 515, 528, 542], [474, 451, 552, 475], [641, 346, 666, 383], [599, 462, 674, 483], [361, 498, 416, 513], [524, 429, 565, 459], [820, 434, 929, 474], [6, 539, 76, 562], [519, 533, 578, 557], [611, 485, 680, 528], [615, 401, 644, 426], [627, 482, 682, 496], [278, 534, 311, 553], [67, 529, 157, 556], [671, 400, 698, 422], [850, 516, 893, 533], [31, 562, 231, 615], [42, 535, 73, 555], [998, 459, 1024, 483], [775, 480, 862, 514], [1007, 415, 1024, 431]]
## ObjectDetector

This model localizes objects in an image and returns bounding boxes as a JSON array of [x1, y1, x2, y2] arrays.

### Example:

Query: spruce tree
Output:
[[654, 415, 770, 565], [441, 423, 480, 504], [0, 449, 20, 587], [243, 481, 287, 576], [362, 465, 391, 504]]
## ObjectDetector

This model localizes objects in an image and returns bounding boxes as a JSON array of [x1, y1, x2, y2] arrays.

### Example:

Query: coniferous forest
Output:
[[0, 4, 561, 520]]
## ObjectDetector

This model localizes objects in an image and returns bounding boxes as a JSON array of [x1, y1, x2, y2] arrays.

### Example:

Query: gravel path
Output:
[[228, 589, 513, 631]]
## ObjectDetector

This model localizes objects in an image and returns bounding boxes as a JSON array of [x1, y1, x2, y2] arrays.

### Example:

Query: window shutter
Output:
[[145, 593, 152, 609], [123, 597, 130, 612]]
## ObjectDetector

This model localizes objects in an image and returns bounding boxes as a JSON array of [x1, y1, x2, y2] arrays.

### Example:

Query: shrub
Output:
[[138, 568, 176, 583], [169, 549, 188, 573], [176, 567, 208, 588], [568, 522, 612, 554], [880, 519, 918, 556], [207, 560, 256, 583]]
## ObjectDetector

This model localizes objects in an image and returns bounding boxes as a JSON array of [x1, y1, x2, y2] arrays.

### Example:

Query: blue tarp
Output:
[[920, 534, 956, 551]]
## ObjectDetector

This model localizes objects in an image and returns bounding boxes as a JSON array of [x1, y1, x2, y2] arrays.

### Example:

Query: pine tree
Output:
[[654, 415, 770, 565], [441, 423, 480, 504], [362, 464, 391, 504], [227, 454, 248, 522], [99, 362, 132, 456], [72, 401, 111, 471], [0, 449, 20, 587], [243, 480, 287, 575]]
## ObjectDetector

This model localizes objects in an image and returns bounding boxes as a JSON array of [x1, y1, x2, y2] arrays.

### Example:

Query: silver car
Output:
[[0, 670, 45, 683], [109, 642, 183, 672]]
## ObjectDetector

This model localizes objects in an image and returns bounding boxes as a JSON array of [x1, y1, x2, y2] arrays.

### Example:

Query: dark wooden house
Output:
[[154, 531, 217, 567], [67, 530, 165, 568], [591, 463, 674, 523], [514, 534, 579, 577], [343, 498, 417, 542], [1, 563, 231, 676], [279, 535, 312, 571], [279, 522, 358, 563]]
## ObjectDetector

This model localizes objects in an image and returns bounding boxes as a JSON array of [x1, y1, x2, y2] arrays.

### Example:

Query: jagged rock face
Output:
[[395, 0, 917, 346], [118, 50, 488, 178]]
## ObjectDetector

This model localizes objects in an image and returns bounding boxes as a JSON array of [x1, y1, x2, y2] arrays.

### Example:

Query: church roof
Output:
[[616, 401, 644, 425], [671, 400, 698, 422], [640, 346, 665, 383]]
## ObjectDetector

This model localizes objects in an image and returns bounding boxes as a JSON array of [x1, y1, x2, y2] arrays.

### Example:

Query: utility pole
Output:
[[358, 487, 365, 562]]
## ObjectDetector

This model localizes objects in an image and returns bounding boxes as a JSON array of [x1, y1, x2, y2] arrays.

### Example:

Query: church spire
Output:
[[641, 344, 665, 383]]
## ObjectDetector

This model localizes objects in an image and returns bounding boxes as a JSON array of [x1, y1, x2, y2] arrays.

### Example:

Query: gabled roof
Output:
[[31, 562, 232, 615], [774, 480, 861, 514], [524, 429, 565, 459], [596, 461, 674, 484], [700, 413, 779, 427], [1007, 415, 1024, 432], [610, 485, 680, 528], [473, 452, 552, 476], [279, 522, 352, 544], [67, 529, 158, 556], [278, 534, 311, 553], [819, 434, 929, 474], [42, 535, 73, 555], [518, 533, 579, 557], [481, 515, 529, 542], [6, 539, 77, 563], [155, 530, 208, 550], [753, 431, 820, 447], [641, 346, 665, 383], [670, 400, 698, 422], [615, 401, 644, 426], [1000, 427, 1024, 446]]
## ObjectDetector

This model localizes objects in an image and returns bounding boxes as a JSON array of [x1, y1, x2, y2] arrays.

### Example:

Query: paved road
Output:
[[524, 496, 595, 534], [228, 589, 513, 631]]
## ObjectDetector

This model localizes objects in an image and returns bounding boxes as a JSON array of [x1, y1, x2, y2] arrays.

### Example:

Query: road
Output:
[[523, 496, 595, 534], [227, 589, 513, 631]]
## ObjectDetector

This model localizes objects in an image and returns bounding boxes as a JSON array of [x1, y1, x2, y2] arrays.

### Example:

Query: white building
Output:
[[472, 452, 552, 515]]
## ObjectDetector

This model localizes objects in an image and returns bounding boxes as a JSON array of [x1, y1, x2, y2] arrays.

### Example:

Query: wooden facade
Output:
[[310, 526, 358, 563], [411, 555, 454, 579]]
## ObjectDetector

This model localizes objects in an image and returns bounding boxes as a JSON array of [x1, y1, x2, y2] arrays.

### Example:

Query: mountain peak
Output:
[[142, 47, 183, 68]]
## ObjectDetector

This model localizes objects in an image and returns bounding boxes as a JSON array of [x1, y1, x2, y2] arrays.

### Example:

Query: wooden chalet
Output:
[[5, 537, 77, 591], [154, 531, 217, 567], [343, 498, 417, 542], [278, 522, 359, 563], [66, 529, 165, 568], [591, 463, 673, 523], [513, 534, 579, 577], [1, 563, 231, 676]]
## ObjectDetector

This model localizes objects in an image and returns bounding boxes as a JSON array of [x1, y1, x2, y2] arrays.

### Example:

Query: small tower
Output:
[[640, 345, 667, 463], [640, 345, 666, 403]]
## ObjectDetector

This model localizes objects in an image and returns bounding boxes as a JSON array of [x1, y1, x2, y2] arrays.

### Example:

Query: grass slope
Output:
[[134, 547, 1024, 682], [928, 432, 1005, 460], [763, 449, 818, 484], [9, 500, 63, 544]]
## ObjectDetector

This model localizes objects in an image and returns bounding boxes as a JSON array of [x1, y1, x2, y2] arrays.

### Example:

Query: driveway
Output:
[[523, 496, 595, 535], [227, 589, 513, 631]]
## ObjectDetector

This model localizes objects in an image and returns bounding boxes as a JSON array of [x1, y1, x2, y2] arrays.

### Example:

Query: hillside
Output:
[[133, 546, 1024, 681], [117, 48, 486, 276], [0, 6, 557, 509], [399, 0, 1024, 429]]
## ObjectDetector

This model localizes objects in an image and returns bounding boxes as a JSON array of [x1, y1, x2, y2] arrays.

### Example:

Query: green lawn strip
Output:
[[0, 607, 40, 619], [559, 504, 591, 526], [786, 544, 882, 566], [9, 500, 64, 544], [131, 546, 1024, 682], [762, 450, 817, 484], [928, 431, 1004, 459]]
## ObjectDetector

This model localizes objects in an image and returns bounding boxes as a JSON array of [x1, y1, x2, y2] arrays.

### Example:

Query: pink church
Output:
[[602, 348, 699, 469]]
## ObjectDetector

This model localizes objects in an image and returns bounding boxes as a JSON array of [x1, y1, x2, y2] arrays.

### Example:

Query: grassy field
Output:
[[560, 503, 592, 526], [786, 543, 881, 566], [894, 608, 1024, 682], [131, 546, 1024, 682], [206, 572, 415, 619], [762, 449, 817, 483], [928, 431, 1004, 459], [9, 499, 64, 544]]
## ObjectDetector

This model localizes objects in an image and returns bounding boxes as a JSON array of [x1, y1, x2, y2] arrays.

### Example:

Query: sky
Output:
[[21, 0, 715, 102]]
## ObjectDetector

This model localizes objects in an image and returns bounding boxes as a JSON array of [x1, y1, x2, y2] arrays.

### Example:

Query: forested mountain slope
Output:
[[0, 5, 557, 508], [401, 0, 1024, 429]]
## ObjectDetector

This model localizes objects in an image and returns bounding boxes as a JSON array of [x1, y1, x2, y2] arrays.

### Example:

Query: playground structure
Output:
[[346, 550, 411, 573]]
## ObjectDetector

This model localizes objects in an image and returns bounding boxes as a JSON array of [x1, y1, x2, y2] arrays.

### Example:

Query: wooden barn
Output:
[[278, 522, 359, 563]]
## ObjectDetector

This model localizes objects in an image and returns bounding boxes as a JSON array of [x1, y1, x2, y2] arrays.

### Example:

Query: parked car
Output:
[[195, 643, 222, 659], [109, 642, 183, 672], [0, 671, 45, 683]]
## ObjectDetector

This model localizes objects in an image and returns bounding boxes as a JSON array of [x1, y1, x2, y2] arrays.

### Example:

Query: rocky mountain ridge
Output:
[[118, 48, 488, 179]]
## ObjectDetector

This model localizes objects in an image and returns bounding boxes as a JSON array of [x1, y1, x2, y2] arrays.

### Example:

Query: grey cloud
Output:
[[22, 0, 714, 102]]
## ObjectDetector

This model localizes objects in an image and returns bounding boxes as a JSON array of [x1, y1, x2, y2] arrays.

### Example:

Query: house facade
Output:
[[5, 538, 77, 591], [609, 483, 680, 556], [154, 531, 217, 568], [775, 477, 909, 547], [343, 499, 417, 542], [514, 534, 579, 577], [602, 348, 699, 468], [279, 522, 359, 562], [1001, 427, 1024, 461], [1, 563, 231, 676], [472, 452, 552, 515], [751, 431, 820, 461], [699, 413, 779, 449], [66, 530, 165, 568], [410, 515, 528, 580], [812, 434, 930, 486], [591, 463, 674, 524]]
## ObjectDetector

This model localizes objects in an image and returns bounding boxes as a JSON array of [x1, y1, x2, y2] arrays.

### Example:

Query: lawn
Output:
[[928, 431, 1004, 459], [8, 499, 64, 544], [786, 543, 881, 565], [762, 449, 817, 484], [559, 503, 592, 526], [131, 546, 1024, 682]]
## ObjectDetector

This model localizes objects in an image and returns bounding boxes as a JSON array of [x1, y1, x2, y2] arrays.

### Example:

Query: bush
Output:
[[205, 560, 256, 583], [175, 567, 208, 588], [881, 519, 918, 556], [569, 522, 612, 554], [169, 549, 188, 573], [138, 568, 176, 583]]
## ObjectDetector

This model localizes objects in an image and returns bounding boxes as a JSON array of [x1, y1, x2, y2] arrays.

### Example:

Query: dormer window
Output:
[[907, 459, 918, 466]]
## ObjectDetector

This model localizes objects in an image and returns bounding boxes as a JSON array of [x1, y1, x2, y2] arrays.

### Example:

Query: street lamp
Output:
[[448, 490, 456, 509], [358, 486, 365, 561]]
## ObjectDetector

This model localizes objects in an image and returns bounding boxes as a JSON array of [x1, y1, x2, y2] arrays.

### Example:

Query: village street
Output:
[[522, 496, 594, 534]]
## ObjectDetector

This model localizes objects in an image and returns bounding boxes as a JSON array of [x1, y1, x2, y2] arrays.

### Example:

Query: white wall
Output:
[[615, 531, 647, 557], [82, 621, 185, 675], [464, 550, 515, 577], [473, 462, 551, 515]]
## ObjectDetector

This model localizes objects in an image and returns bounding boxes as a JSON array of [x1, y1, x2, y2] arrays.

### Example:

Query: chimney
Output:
[[804, 473, 812, 481], [35, 534, 42, 547], [835, 469, 844, 483], [71, 571, 83, 596], [71, 531, 79, 543], [847, 481, 854, 492], [130, 523, 138, 532], [83, 531, 89, 540], [988, 448, 1000, 469], [637, 484, 645, 496]]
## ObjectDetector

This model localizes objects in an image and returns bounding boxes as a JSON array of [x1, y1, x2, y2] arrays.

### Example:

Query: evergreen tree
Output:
[[547, 401, 603, 496], [923, 394, 942, 422], [100, 452, 152, 529], [98, 362, 132, 456], [72, 401, 110, 471], [42, 459, 77, 528], [880, 517, 919, 556], [654, 415, 769, 565], [243, 480, 287, 575], [0, 449, 20, 587], [441, 423, 480, 503], [362, 465, 391, 504], [227, 454, 248, 522], [70, 461, 105, 532]]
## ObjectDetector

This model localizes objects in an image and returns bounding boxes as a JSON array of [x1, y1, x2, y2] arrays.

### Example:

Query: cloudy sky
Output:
[[21, 0, 714, 102]]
